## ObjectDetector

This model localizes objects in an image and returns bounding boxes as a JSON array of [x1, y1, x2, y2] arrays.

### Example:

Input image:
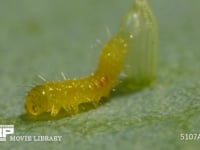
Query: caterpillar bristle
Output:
[[105, 26, 112, 38], [61, 72, 66, 80], [37, 75, 46, 82]]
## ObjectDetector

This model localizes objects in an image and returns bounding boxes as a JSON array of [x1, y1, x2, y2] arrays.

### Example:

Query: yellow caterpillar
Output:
[[25, 37, 127, 116], [24, 0, 157, 117]]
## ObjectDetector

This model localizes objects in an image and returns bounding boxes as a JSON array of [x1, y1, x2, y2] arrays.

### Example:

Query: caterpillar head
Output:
[[25, 85, 49, 116]]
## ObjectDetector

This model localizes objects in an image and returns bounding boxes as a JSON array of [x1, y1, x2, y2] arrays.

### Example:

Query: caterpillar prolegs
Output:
[[24, 0, 158, 117]]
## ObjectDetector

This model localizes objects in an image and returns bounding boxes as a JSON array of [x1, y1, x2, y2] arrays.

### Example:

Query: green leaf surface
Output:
[[0, 0, 200, 149]]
